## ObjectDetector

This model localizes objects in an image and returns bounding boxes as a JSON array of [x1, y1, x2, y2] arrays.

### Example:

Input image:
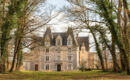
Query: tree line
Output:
[[0, 0, 58, 72], [0, 0, 130, 75], [65, 0, 130, 75]]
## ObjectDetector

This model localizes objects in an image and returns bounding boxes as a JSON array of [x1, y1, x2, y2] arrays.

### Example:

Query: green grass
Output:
[[0, 70, 130, 80]]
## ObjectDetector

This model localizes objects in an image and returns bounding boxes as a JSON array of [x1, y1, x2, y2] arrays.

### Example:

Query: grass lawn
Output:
[[0, 70, 130, 80]]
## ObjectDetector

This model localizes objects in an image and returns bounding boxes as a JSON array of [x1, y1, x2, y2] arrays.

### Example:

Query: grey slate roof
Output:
[[32, 27, 89, 51], [43, 27, 77, 46], [52, 32, 67, 45], [77, 37, 89, 51]]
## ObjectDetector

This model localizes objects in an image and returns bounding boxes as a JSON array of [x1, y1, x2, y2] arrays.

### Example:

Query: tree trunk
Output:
[[96, 28, 120, 72], [10, 30, 22, 72], [120, 53, 126, 71], [93, 0, 130, 74], [0, 21, 11, 73], [16, 42, 23, 71], [89, 28, 105, 71], [111, 34, 120, 72]]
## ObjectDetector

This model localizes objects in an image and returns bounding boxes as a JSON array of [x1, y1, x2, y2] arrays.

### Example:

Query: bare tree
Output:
[[64, 0, 105, 71], [10, 1, 60, 72]]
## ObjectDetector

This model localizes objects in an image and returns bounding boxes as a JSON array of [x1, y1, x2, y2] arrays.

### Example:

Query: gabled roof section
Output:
[[66, 27, 77, 46], [32, 27, 78, 46], [43, 27, 53, 46], [77, 37, 89, 51], [52, 32, 67, 45], [44, 27, 52, 38]]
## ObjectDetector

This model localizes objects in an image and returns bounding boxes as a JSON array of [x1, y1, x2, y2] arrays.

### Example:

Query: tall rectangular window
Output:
[[68, 56, 72, 61], [57, 39, 61, 46], [46, 64, 49, 70], [45, 39, 50, 46], [68, 39, 72, 46], [46, 56, 49, 62], [67, 36, 73, 46], [46, 48, 49, 53]]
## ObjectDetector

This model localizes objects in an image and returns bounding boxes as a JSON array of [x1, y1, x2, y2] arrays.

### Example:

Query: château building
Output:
[[23, 27, 98, 71]]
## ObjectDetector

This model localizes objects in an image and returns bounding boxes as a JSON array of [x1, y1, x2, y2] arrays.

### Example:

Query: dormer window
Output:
[[67, 35, 72, 46], [81, 42, 86, 53], [56, 35, 62, 46], [45, 36, 50, 46], [57, 39, 61, 46]]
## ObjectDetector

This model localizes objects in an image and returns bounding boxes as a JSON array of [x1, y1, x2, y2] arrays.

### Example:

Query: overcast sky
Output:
[[46, 0, 69, 9], [45, 0, 95, 52], [32, 0, 96, 52]]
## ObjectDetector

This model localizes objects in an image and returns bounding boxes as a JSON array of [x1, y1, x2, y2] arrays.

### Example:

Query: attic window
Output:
[[57, 38, 62, 46], [45, 36, 50, 46], [57, 39, 60, 45], [67, 36, 72, 46]]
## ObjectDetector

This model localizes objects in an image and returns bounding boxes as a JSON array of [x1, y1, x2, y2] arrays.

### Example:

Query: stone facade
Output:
[[23, 27, 98, 71]]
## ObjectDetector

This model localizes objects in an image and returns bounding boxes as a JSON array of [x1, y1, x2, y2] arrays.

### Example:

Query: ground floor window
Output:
[[68, 64, 72, 70], [46, 64, 49, 70]]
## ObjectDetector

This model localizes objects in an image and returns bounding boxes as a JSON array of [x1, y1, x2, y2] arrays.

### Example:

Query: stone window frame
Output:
[[57, 39, 61, 46], [45, 64, 49, 70], [67, 63, 73, 70], [56, 35, 62, 46], [45, 56, 50, 62], [46, 48, 49, 53], [67, 55, 73, 61], [67, 35, 73, 46], [45, 36, 50, 46]]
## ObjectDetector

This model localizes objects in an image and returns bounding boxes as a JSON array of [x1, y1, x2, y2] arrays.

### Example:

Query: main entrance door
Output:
[[35, 64, 38, 71], [57, 64, 61, 71]]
